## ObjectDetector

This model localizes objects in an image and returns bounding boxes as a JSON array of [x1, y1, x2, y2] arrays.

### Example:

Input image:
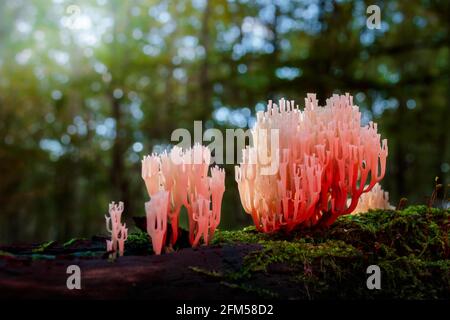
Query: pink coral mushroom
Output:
[[235, 93, 388, 232], [145, 191, 169, 255], [105, 201, 128, 257], [142, 144, 225, 254], [352, 183, 394, 214]]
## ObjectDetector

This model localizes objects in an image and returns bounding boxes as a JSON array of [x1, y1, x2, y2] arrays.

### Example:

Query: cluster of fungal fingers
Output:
[[142, 144, 225, 254], [352, 183, 394, 214], [105, 201, 128, 258], [235, 93, 388, 233]]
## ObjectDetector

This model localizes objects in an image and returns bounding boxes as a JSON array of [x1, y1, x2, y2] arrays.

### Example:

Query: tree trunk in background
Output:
[[312, 0, 332, 101], [109, 0, 130, 213], [198, 0, 211, 120], [436, 97, 449, 199], [111, 95, 128, 205], [267, 2, 279, 100], [395, 96, 407, 198]]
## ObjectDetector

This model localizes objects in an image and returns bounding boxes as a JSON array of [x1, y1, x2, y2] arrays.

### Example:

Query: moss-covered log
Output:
[[0, 205, 448, 299], [208, 205, 449, 299]]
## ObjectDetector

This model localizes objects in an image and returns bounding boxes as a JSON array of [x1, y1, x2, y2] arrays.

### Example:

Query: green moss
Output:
[[32, 240, 56, 253], [327, 205, 449, 260], [377, 257, 450, 299], [211, 226, 270, 245], [232, 239, 361, 280], [127, 231, 149, 245], [62, 238, 87, 249], [209, 205, 449, 299], [126, 231, 153, 254], [189, 266, 223, 278]]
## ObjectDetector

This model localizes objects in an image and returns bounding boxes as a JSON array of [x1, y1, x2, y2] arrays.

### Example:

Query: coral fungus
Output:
[[235, 93, 388, 232], [105, 201, 128, 257], [352, 183, 394, 214], [142, 144, 225, 253], [145, 191, 169, 255]]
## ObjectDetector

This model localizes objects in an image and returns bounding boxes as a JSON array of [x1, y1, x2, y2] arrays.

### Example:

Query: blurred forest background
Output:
[[0, 0, 448, 243]]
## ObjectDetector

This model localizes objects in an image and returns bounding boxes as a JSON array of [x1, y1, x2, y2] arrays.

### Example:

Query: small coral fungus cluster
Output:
[[353, 183, 394, 214], [105, 201, 128, 257], [235, 94, 388, 232], [142, 144, 225, 254]]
